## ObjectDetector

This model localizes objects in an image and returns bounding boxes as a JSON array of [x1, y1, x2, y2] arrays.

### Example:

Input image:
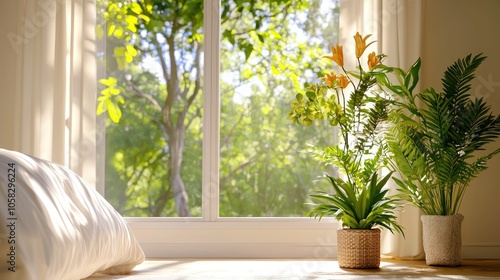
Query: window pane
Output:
[[220, 1, 340, 216], [97, 0, 203, 217]]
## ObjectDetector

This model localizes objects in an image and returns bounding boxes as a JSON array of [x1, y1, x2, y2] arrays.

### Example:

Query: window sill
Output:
[[126, 217, 339, 258]]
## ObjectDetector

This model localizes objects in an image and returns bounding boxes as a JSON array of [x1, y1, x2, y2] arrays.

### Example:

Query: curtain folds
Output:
[[340, 0, 424, 259], [9, 0, 97, 186]]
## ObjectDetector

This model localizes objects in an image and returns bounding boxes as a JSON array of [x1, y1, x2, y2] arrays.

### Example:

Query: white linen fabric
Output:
[[0, 148, 144, 280], [0, 0, 98, 187]]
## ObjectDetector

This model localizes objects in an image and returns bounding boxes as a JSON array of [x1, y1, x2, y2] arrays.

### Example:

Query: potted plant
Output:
[[289, 33, 404, 269], [375, 53, 500, 266]]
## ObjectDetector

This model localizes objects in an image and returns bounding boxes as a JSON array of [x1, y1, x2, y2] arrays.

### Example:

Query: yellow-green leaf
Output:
[[269, 30, 283, 40], [241, 68, 252, 78], [97, 95, 109, 102], [114, 46, 126, 56], [107, 24, 116, 36], [126, 45, 137, 56], [139, 14, 150, 23], [125, 52, 133, 63], [109, 87, 120, 95], [101, 88, 111, 96], [99, 77, 117, 86], [96, 100, 106, 115], [125, 15, 138, 24], [125, 15, 139, 32], [113, 26, 124, 39], [130, 2, 142, 14], [107, 100, 122, 123], [96, 24, 104, 40], [271, 66, 280, 75], [278, 62, 287, 71], [127, 23, 137, 33], [108, 3, 119, 12]]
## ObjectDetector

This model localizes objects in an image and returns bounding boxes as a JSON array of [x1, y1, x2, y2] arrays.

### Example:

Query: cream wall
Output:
[[0, 0, 20, 150], [422, 0, 500, 258]]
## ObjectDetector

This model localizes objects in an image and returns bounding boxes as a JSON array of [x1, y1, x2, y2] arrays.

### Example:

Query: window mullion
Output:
[[202, 0, 221, 222]]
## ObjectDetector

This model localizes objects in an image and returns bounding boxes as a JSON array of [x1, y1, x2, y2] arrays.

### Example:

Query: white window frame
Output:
[[117, 0, 340, 258]]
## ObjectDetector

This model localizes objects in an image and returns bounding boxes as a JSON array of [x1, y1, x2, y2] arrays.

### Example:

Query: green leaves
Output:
[[442, 53, 486, 102], [405, 58, 421, 93], [98, 0, 336, 217], [97, 77, 125, 123], [288, 33, 401, 233], [129, 2, 142, 15], [308, 171, 403, 235], [383, 53, 500, 215], [288, 85, 335, 126], [96, 0, 154, 123], [113, 45, 138, 70]]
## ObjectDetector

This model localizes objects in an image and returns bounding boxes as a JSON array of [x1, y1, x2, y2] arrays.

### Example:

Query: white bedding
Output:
[[0, 148, 144, 280]]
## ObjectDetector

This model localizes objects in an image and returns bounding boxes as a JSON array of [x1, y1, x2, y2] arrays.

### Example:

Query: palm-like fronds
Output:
[[308, 171, 404, 235], [377, 53, 500, 215]]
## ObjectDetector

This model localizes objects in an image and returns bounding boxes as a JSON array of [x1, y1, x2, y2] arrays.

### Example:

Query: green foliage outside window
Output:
[[96, 0, 340, 217]]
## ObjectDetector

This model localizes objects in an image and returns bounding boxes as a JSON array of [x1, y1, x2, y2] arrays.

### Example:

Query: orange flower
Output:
[[354, 32, 375, 58], [323, 45, 344, 67], [322, 72, 336, 87], [367, 52, 379, 70], [337, 74, 349, 89]]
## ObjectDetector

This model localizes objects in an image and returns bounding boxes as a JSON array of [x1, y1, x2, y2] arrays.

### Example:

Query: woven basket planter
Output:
[[421, 214, 464, 266], [337, 228, 380, 269]]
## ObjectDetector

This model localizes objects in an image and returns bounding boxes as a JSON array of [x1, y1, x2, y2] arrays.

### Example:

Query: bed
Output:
[[0, 148, 144, 280]]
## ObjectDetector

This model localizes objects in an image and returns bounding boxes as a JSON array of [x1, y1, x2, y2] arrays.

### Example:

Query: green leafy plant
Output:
[[95, 1, 150, 123], [289, 33, 404, 235], [375, 53, 500, 215]]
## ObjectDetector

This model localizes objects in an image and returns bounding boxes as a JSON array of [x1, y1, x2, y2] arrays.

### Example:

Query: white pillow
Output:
[[0, 148, 144, 280]]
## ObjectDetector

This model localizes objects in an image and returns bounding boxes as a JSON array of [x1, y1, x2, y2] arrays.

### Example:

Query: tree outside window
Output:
[[96, 0, 340, 217]]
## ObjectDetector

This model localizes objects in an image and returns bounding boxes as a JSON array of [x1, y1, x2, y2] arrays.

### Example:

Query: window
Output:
[[96, 0, 341, 258], [219, 1, 340, 217]]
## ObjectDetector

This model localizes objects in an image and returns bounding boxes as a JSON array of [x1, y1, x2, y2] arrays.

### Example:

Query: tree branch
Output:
[[126, 80, 163, 112]]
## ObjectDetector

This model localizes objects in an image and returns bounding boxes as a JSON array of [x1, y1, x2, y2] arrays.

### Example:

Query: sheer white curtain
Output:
[[340, 0, 424, 259], [2, 0, 97, 186]]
